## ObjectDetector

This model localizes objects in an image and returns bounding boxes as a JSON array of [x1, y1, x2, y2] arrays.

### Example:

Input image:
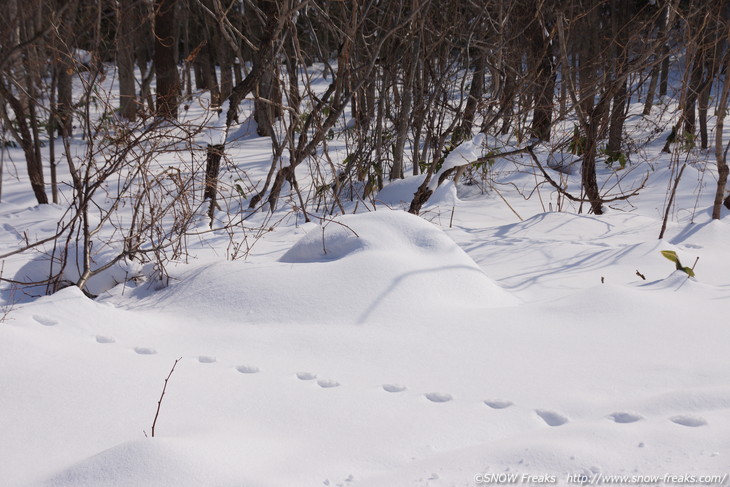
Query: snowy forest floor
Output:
[[1, 78, 730, 486]]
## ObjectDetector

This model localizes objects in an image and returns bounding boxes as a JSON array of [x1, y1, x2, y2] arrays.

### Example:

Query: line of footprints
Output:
[[31, 313, 709, 430]]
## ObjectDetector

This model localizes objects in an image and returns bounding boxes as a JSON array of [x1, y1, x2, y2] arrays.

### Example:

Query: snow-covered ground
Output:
[[1, 79, 729, 486]]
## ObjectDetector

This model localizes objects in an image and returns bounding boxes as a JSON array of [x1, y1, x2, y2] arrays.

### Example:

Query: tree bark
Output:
[[215, 31, 233, 102], [54, 0, 78, 136], [253, 63, 282, 137], [642, 62, 659, 116], [576, 9, 603, 214], [204, 143, 224, 225], [582, 99, 608, 215], [461, 52, 485, 136], [154, 0, 180, 119], [659, 45, 669, 98], [116, 0, 137, 121], [0, 83, 48, 204], [225, 2, 283, 127], [528, 9, 555, 142], [606, 0, 629, 156], [391, 33, 419, 180], [607, 79, 627, 155], [252, 1, 283, 137], [712, 48, 730, 219]]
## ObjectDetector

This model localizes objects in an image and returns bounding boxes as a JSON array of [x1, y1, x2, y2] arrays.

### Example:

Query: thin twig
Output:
[[527, 146, 647, 206], [151, 357, 182, 438], [659, 162, 686, 240], [314, 215, 360, 238]]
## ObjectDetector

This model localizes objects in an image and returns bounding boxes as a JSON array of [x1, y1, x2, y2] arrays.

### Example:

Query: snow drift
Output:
[[122, 210, 516, 325]]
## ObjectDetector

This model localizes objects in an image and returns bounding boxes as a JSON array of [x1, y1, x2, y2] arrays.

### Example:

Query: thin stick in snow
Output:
[[151, 357, 182, 438]]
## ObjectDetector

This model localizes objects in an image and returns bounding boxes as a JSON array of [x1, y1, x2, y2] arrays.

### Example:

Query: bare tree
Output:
[[1, 83, 206, 297], [0, 0, 50, 204]]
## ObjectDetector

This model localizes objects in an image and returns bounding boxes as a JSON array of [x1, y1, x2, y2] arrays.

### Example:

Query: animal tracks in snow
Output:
[[317, 379, 341, 388], [294, 372, 339, 388], [133, 347, 157, 355], [295, 372, 338, 387], [45, 321, 717, 429], [33, 315, 59, 327], [236, 365, 260, 374], [424, 392, 453, 403], [535, 409, 570, 427], [670, 415, 707, 427], [484, 399, 514, 409], [609, 412, 643, 424]]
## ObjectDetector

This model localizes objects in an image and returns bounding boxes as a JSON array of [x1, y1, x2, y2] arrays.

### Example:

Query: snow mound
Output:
[[436, 134, 486, 178], [282, 210, 459, 261], [374, 174, 426, 206], [375, 175, 458, 208], [547, 152, 581, 175], [40, 439, 239, 487], [126, 210, 516, 324]]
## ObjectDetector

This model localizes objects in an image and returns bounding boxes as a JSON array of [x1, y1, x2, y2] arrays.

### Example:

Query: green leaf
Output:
[[660, 250, 683, 271], [661, 250, 695, 276], [681, 266, 696, 278], [234, 179, 246, 198]]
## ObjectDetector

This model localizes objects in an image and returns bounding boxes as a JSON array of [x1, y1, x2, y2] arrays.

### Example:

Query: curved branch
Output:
[[527, 146, 647, 205]]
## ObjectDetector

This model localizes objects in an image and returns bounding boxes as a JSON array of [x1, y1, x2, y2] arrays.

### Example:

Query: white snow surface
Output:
[[109, 210, 515, 327], [430, 133, 487, 189], [2, 97, 730, 485]]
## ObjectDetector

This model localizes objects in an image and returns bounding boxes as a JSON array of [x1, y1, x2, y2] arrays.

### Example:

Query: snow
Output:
[[106, 210, 514, 327], [1, 90, 730, 486], [434, 133, 487, 184]]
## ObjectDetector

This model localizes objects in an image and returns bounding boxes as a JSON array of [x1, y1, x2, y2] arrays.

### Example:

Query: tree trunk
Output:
[[529, 10, 555, 142], [461, 52, 485, 136], [204, 0, 288, 215], [193, 62, 204, 90], [253, 64, 282, 137], [582, 101, 607, 215], [215, 33, 233, 102], [54, 0, 78, 137], [204, 143, 224, 225], [226, 1, 283, 127], [682, 52, 703, 139], [134, 0, 155, 114], [201, 41, 220, 105], [607, 78, 627, 155], [606, 0, 629, 155], [531, 59, 555, 141], [251, 0, 283, 137], [698, 16, 722, 150], [643, 62, 659, 115], [572, 6, 603, 215], [391, 34, 419, 181], [712, 47, 730, 219], [659, 44, 669, 98], [0, 83, 48, 204], [1, 1, 48, 205], [698, 76, 712, 150], [116, 1, 137, 121], [643, 4, 669, 115], [154, 0, 180, 119], [49, 69, 58, 203]]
